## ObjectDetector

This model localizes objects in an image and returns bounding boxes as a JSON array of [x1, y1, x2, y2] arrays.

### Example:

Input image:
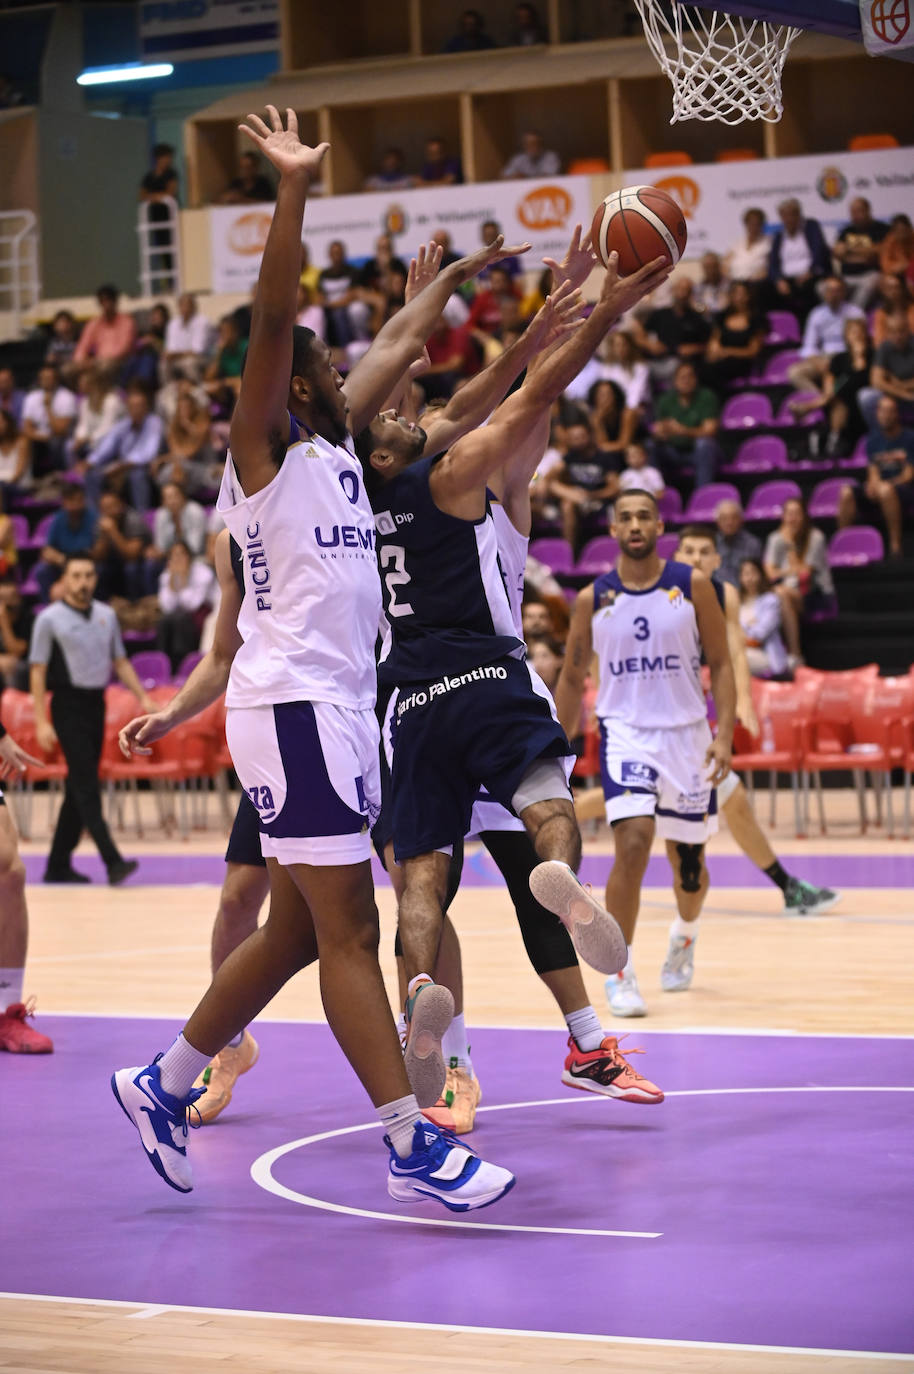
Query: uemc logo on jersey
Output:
[[245, 522, 272, 612], [607, 653, 682, 676]]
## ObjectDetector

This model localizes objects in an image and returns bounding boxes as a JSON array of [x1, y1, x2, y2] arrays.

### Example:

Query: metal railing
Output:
[[0, 210, 40, 336], [137, 194, 181, 297]]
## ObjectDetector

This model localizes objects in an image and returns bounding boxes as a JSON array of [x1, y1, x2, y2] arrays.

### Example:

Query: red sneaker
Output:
[[561, 1035, 662, 1103], [0, 998, 54, 1054]]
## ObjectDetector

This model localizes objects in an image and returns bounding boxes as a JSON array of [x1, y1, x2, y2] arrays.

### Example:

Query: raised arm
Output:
[[693, 570, 735, 784], [554, 585, 595, 740], [422, 225, 599, 461], [431, 252, 670, 514], [723, 580, 758, 735], [343, 235, 530, 435], [228, 107, 329, 497], [119, 530, 242, 756]]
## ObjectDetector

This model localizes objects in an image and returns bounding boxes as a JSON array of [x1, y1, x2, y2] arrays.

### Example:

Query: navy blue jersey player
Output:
[[357, 248, 672, 1089]]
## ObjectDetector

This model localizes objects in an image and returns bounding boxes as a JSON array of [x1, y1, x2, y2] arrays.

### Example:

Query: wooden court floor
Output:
[[3, 788, 913, 1374]]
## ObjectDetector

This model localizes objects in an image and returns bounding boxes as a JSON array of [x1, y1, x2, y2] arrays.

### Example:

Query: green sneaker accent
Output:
[[449, 1056, 458, 1069], [202, 1065, 212, 1085], [444, 1089, 455, 1108]]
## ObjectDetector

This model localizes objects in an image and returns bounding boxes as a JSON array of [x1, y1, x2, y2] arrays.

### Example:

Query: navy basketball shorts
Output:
[[225, 700, 381, 867], [390, 655, 571, 863], [224, 792, 267, 869], [370, 681, 396, 866]]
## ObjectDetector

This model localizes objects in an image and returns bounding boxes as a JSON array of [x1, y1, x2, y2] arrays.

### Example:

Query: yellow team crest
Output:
[[667, 586, 684, 608]]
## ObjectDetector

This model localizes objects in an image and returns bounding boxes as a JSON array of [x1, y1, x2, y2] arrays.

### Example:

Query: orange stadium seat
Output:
[[644, 150, 693, 167], [848, 133, 899, 151]]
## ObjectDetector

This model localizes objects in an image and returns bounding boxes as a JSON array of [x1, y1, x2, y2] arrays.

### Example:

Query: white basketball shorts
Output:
[[598, 716, 718, 843]]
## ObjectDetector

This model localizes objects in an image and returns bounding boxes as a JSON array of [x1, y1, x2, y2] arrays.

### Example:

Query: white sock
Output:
[[565, 1004, 604, 1052], [407, 973, 432, 1002], [379, 1093, 423, 1158], [158, 1033, 213, 1099], [441, 1012, 473, 1073], [0, 967, 25, 1008], [395, 1011, 407, 1046], [671, 915, 699, 941]]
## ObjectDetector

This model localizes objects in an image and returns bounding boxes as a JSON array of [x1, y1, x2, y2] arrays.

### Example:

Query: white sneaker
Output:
[[386, 1122, 515, 1212], [661, 931, 697, 992], [605, 968, 648, 1017]]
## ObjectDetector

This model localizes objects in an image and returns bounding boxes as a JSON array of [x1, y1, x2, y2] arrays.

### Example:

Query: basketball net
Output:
[[633, 1, 802, 124]]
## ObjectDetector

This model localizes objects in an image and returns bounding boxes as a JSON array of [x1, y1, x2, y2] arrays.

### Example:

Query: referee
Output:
[[29, 554, 155, 885]]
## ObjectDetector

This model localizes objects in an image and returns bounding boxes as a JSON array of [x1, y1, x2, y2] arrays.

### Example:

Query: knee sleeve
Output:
[[482, 830, 578, 975], [675, 843, 705, 894], [511, 758, 570, 814]]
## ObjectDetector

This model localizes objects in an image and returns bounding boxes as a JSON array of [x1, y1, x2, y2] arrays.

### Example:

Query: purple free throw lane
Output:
[[22, 851, 914, 888], [2, 1019, 912, 1354]]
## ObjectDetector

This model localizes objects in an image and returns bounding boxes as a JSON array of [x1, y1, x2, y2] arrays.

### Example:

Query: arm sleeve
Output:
[[28, 611, 53, 665]]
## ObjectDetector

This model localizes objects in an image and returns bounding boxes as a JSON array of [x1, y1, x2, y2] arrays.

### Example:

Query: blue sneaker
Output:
[[386, 1121, 515, 1212], [111, 1057, 205, 1193]]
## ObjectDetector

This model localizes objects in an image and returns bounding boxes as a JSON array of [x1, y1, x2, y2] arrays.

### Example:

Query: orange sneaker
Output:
[[444, 1061, 482, 1134], [561, 1035, 663, 1104], [192, 1030, 259, 1123], [0, 998, 54, 1054], [421, 1099, 458, 1131]]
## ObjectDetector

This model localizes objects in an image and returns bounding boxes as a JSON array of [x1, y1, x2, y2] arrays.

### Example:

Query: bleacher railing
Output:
[[0, 209, 40, 338], [137, 195, 181, 298]]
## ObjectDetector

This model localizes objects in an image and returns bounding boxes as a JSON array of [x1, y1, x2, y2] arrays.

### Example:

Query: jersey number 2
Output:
[[633, 616, 650, 641], [381, 545, 413, 617]]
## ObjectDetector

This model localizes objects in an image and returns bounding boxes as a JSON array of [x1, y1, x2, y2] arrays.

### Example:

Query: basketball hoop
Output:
[[633, 1, 802, 124]]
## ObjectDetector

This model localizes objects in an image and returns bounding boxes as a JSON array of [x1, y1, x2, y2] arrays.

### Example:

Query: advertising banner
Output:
[[209, 175, 593, 294], [623, 145, 914, 256], [860, 0, 914, 56], [140, 1, 280, 62]]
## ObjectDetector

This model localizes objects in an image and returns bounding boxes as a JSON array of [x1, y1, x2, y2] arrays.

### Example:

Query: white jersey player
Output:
[[556, 488, 735, 1017], [111, 105, 519, 1213]]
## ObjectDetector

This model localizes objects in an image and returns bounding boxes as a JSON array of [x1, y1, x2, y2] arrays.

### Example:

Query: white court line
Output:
[[251, 1086, 913, 1237], [0, 1292, 911, 1362], [250, 1117, 659, 1239], [39, 1010, 914, 1039]]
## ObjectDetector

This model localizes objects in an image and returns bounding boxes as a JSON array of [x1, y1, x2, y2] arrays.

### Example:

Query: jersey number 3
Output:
[[633, 616, 650, 641], [381, 545, 414, 617]]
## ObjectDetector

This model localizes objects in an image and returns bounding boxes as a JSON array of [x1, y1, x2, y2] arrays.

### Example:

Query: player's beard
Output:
[[311, 387, 349, 445], [621, 534, 656, 560]]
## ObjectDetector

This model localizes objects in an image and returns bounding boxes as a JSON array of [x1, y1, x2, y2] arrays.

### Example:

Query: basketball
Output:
[[590, 185, 688, 276]]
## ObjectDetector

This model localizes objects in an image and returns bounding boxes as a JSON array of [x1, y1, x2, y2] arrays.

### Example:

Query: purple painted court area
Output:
[[3, 1020, 913, 1355], [22, 850, 914, 888]]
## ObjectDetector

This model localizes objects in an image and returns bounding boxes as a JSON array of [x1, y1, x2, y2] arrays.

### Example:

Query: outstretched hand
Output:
[[405, 243, 444, 303], [543, 224, 599, 292], [456, 234, 531, 286], [599, 250, 674, 318], [238, 105, 329, 182], [527, 278, 586, 354]]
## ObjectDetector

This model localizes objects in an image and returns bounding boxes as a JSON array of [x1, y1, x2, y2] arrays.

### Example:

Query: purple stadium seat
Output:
[[656, 488, 683, 525], [656, 533, 679, 559], [720, 392, 774, 430], [528, 537, 574, 575], [173, 650, 204, 683], [839, 437, 869, 470], [828, 526, 884, 567], [744, 479, 802, 523], [682, 482, 740, 522], [766, 310, 801, 345], [576, 536, 619, 576], [128, 650, 172, 689], [776, 391, 825, 428], [760, 349, 802, 385], [142, 509, 157, 534], [25, 513, 55, 549], [9, 514, 30, 548], [721, 435, 788, 475], [808, 477, 852, 519]]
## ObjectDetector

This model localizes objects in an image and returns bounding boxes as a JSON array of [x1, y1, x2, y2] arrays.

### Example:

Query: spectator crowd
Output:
[[0, 190, 912, 700]]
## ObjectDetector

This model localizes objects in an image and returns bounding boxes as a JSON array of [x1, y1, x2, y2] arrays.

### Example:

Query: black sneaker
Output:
[[784, 879, 841, 915], [43, 867, 91, 884], [108, 859, 139, 887]]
